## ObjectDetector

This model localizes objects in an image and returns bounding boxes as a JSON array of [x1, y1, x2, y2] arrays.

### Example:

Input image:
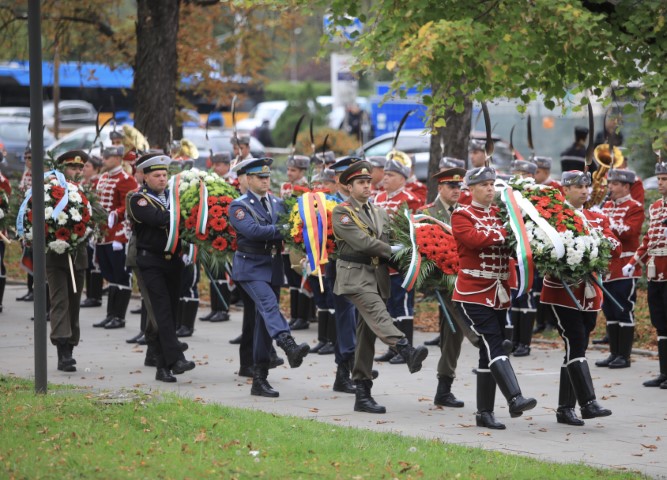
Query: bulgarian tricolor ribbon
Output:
[[400, 209, 421, 292], [195, 179, 209, 235], [298, 191, 329, 276], [499, 186, 534, 298], [165, 174, 182, 254], [412, 213, 453, 234]]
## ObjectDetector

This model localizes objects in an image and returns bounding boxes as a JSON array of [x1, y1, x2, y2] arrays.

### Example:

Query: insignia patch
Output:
[[137, 198, 148, 207], [235, 209, 245, 220], [340, 215, 351, 224]]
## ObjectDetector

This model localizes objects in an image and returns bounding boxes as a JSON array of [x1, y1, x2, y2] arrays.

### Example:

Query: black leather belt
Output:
[[237, 245, 280, 256], [138, 249, 175, 260], [338, 254, 387, 266]]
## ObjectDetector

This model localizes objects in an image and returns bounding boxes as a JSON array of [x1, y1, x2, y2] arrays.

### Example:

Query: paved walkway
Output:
[[1, 283, 666, 478]]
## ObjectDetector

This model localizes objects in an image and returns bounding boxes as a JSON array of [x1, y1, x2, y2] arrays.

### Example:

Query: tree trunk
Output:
[[427, 92, 472, 202], [134, 0, 180, 151]]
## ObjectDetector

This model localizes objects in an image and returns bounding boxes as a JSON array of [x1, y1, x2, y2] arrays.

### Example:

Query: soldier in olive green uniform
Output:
[[46, 150, 90, 372], [420, 167, 480, 408], [332, 161, 428, 414]]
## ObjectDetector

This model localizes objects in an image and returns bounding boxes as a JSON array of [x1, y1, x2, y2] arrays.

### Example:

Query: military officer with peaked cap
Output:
[[333, 160, 428, 414], [127, 153, 196, 383], [229, 158, 310, 398]]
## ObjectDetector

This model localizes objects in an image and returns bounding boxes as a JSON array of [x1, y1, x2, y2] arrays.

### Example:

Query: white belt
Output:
[[649, 248, 667, 256], [461, 269, 509, 280], [620, 252, 634, 258]]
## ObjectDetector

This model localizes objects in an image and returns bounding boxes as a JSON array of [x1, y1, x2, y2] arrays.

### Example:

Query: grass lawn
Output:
[[0, 376, 641, 479]]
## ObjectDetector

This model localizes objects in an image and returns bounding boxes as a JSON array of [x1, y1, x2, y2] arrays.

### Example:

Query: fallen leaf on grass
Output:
[[195, 432, 207, 443]]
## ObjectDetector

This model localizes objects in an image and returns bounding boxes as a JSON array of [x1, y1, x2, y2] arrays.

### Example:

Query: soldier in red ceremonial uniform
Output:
[[541, 170, 620, 426], [533, 156, 563, 193], [373, 152, 423, 365], [80, 155, 104, 309], [595, 169, 644, 369], [624, 160, 667, 388], [367, 156, 385, 197], [280, 154, 310, 199], [452, 166, 536, 430], [93, 145, 139, 329]]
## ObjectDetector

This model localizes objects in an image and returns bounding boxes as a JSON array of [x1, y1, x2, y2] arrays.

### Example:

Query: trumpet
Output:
[[586, 144, 624, 208]]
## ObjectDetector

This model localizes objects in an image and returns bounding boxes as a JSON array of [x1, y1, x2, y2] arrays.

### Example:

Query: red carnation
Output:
[[294, 232, 303, 243], [212, 237, 228, 251], [73, 223, 86, 237], [55, 227, 70, 241], [196, 230, 209, 241], [207, 196, 218, 207], [209, 205, 224, 218], [556, 223, 567, 233], [209, 217, 227, 232], [218, 196, 233, 205], [185, 216, 196, 229], [51, 185, 65, 201]]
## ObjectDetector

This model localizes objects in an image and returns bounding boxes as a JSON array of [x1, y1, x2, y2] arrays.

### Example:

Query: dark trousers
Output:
[[180, 263, 200, 300], [239, 285, 256, 368], [648, 281, 667, 336], [324, 261, 356, 365], [602, 279, 636, 324], [137, 254, 184, 367], [46, 264, 84, 345], [550, 305, 597, 362], [237, 280, 288, 364], [456, 302, 506, 369], [96, 243, 132, 288], [387, 274, 415, 319]]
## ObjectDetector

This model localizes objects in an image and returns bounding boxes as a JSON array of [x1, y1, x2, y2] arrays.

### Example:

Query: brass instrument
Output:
[[172, 138, 200, 160], [122, 125, 150, 153], [586, 143, 624, 208]]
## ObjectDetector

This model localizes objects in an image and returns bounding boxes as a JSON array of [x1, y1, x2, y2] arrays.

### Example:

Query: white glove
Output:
[[390, 244, 403, 254], [108, 211, 117, 229], [621, 263, 635, 277], [182, 254, 191, 266], [112, 241, 123, 251]]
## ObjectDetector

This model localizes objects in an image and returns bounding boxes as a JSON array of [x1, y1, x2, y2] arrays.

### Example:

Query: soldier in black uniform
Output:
[[127, 153, 195, 383]]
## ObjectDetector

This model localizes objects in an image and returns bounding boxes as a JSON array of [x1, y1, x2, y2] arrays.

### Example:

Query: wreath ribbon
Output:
[[499, 186, 534, 298], [298, 192, 329, 275], [165, 174, 181, 253], [400, 209, 421, 292], [17, 170, 69, 238]]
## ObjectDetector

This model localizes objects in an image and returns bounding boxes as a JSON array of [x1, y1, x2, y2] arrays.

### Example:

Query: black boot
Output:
[[319, 310, 337, 355], [269, 348, 285, 369], [514, 311, 534, 357], [434, 376, 464, 408], [229, 334, 243, 345], [592, 335, 609, 345], [0, 277, 5, 313], [556, 365, 584, 426], [644, 338, 667, 387], [200, 280, 220, 321], [609, 325, 633, 369], [81, 271, 103, 307], [508, 310, 519, 352], [310, 309, 329, 353], [66, 343, 77, 366], [333, 361, 356, 394], [390, 319, 414, 365], [288, 288, 299, 327], [374, 349, 396, 362], [156, 368, 176, 382], [394, 337, 428, 374], [176, 300, 198, 337], [567, 359, 612, 419], [489, 357, 536, 417], [144, 343, 157, 367], [291, 293, 311, 330], [94, 285, 117, 327], [595, 323, 619, 367], [475, 370, 505, 429], [251, 364, 279, 397], [354, 379, 386, 413], [276, 332, 309, 368], [56, 340, 76, 372], [105, 287, 131, 329]]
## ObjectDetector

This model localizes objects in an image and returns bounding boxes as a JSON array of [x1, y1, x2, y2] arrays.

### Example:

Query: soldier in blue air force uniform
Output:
[[229, 158, 310, 398]]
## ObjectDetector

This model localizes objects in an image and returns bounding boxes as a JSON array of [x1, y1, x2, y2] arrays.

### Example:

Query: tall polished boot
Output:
[[609, 325, 633, 369], [644, 337, 667, 387], [291, 292, 311, 330], [556, 365, 584, 426], [390, 319, 414, 364], [567, 358, 612, 419], [319, 310, 337, 355], [251, 364, 279, 397], [489, 357, 536, 417], [595, 322, 619, 367], [199, 280, 219, 321], [475, 370, 505, 429], [276, 332, 309, 368], [105, 287, 131, 329], [508, 310, 519, 350], [56, 340, 76, 372], [353, 379, 386, 413], [94, 286, 117, 327], [514, 311, 534, 357], [176, 300, 198, 337], [310, 309, 329, 353]]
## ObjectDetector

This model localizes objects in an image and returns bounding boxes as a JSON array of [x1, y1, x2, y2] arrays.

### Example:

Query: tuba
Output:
[[122, 125, 150, 153], [173, 138, 199, 160], [586, 144, 624, 208]]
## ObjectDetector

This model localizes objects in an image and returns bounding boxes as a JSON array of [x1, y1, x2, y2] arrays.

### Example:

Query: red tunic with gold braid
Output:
[[630, 197, 667, 282], [541, 209, 621, 311], [451, 202, 511, 309], [95, 166, 138, 244], [405, 177, 427, 204], [374, 187, 423, 215], [602, 194, 644, 281]]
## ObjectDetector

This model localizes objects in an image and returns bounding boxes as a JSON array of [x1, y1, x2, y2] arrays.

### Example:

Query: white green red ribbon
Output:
[[165, 174, 181, 254], [499, 186, 534, 298], [411, 213, 453, 235], [195, 179, 209, 235], [514, 190, 565, 259], [400, 209, 421, 291]]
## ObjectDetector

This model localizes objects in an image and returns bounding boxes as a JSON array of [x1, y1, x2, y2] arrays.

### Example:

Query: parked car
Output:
[[316, 95, 370, 130], [43, 100, 98, 134], [236, 101, 288, 134], [0, 117, 56, 177], [357, 129, 515, 181], [46, 125, 114, 159], [0, 107, 31, 118]]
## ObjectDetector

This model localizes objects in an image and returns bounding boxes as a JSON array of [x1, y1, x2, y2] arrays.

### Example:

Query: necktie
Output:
[[448, 206, 454, 214], [363, 204, 375, 228], [261, 197, 270, 214]]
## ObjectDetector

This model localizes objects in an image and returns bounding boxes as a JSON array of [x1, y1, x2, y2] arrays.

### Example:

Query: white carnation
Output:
[[69, 209, 82, 222], [197, 169, 207, 178], [25, 229, 32, 241], [48, 240, 69, 254], [57, 211, 68, 225], [67, 183, 78, 193], [69, 191, 82, 203], [44, 207, 54, 218], [204, 175, 215, 183]]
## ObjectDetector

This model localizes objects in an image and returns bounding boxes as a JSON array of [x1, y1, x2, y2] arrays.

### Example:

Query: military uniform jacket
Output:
[[406, 177, 427, 204], [458, 189, 472, 206], [374, 187, 423, 215], [95, 166, 138, 244], [451, 202, 511, 309], [332, 197, 392, 298], [602, 194, 644, 281], [419, 196, 456, 225], [127, 186, 177, 254], [0, 172, 10, 195], [542, 208, 621, 311], [229, 190, 285, 286], [632, 197, 667, 282]]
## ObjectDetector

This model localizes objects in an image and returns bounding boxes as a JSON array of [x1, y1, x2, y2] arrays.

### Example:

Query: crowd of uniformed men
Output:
[[2, 122, 667, 430]]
